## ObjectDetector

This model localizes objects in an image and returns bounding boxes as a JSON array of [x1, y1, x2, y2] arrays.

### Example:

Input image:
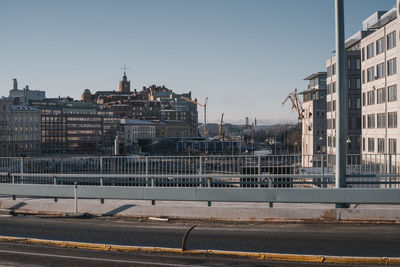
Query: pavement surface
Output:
[[0, 216, 399, 258], [1, 196, 400, 223]]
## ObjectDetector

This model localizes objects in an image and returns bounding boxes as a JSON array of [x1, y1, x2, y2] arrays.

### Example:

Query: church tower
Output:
[[119, 67, 131, 93]]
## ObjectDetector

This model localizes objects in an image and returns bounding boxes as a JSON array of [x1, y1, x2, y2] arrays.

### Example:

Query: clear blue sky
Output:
[[0, 0, 395, 124]]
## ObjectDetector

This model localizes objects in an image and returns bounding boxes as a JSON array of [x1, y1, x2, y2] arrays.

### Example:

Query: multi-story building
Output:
[[360, 5, 399, 159], [120, 119, 155, 153], [9, 79, 45, 105], [0, 98, 41, 156], [300, 72, 327, 167], [31, 99, 119, 155], [326, 31, 364, 161]]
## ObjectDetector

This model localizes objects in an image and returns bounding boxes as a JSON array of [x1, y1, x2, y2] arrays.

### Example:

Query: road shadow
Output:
[[9, 202, 27, 210], [102, 204, 136, 216]]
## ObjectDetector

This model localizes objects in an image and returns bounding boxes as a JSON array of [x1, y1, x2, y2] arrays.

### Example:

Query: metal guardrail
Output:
[[0, 154, 399, 205]]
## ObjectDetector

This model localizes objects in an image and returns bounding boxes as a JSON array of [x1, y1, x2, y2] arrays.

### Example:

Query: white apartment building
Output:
[[361, 4, 399, 159], [120, 119, 155, 145], [326, 32, 364, 162], [300, 72, 327, 167], [0, 98, 41, 156]]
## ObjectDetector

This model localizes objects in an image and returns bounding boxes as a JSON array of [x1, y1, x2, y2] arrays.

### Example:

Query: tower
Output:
[[119, 66, 131, 93]]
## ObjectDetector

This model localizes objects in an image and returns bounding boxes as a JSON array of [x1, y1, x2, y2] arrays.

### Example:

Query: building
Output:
[[31, 98, 119, 155], [326, 31, 365, 162], [360, 5, 399, 160], [120, 119, 155, 153], [9, 79, 45, 105], [300, 72, 327, 167], [0, 98, 41, 156]]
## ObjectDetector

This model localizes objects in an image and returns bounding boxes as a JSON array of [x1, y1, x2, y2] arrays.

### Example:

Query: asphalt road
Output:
[[0, 216, 398, 258]]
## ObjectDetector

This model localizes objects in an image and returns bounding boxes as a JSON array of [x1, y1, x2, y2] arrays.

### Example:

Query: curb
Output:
[[0, 235, 399, 265]]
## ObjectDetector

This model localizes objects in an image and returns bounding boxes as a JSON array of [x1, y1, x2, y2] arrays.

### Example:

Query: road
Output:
[[0, 216, 398, 266]]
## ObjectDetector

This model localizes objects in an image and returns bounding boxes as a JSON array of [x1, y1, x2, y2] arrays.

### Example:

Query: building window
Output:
[[388, 85, 397, 102], [367, 114, 375, 128], [376, 37, 385, 55], [378, 138, 385, 153], [367, 67, 375, 82], [356, 97, 361, 109], [387, 31, 396, 50], [362, 115, 366, 129], [362, 47, 365, 61], [362, 137, 365, 152], [367, 43, 374, 59], [367, 90, 375, 105], [356, 58, 361, 70], [377, 88, 385, 104], [377, 113, 386, 128], [356, 78, 361, 89], [368, 138, 375, 152], [362, 70, 365, 84], [362, 92, 366, 106], [389, 138, 397, 154], [376, 63, 385, 79], [388, 112, 397, 128], [388, 58, 397, 76]]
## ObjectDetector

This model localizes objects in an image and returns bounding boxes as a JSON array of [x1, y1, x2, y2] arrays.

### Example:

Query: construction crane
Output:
[[218, 113, 224, 137], [181, 96, 208, 139], [282, 88, 304, 122]]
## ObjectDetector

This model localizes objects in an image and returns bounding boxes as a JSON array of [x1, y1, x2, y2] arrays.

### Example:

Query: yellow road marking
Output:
[[0, 235, 398, 265]]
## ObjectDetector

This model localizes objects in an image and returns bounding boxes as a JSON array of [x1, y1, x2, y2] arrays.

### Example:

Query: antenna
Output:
[[120, 65, 130, 75]]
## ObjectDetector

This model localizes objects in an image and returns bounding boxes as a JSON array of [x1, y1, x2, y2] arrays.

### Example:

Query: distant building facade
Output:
[[300, 72, 327, 167], [0, 98, 41, 156]]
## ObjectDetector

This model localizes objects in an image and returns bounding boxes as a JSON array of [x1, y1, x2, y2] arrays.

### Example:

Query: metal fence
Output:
[[0, 154, 399, 188]]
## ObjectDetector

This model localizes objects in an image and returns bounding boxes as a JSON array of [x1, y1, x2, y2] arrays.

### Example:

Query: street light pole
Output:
[[335, 0, 348, 208]]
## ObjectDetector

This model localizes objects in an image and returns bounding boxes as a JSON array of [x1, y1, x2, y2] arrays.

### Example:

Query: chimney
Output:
[[12, 79, 18, 90]]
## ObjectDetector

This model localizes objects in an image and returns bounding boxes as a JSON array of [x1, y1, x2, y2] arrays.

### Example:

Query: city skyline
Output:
[[0, 0, 395, 124]]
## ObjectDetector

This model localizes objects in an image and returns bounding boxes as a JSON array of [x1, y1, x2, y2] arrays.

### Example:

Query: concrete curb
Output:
[[0, 235, 399, 265], [2, 199, 400, 223]]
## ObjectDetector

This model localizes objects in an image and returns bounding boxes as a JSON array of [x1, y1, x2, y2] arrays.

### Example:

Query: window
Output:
[[362, 138, 365, 151], [388, 112, 397, 128], [356, 78, 361, 89], [388, 58, 397, 76], [367, 67, 374, 82], [378, 138, 385, 153], [348, 79, 352, 89], [362, 70, 365, 84], [356, 58, 361, 70], [376, 37, 385, 55], [387, 31, 396, 50], [377, 88, 385, 104], [362, 92, 366, 106], [362, 115, 366, 129], [368, 138, 375, 152], [367, 114, 375, 128], [376, 63, 385, 79], [367, 43, 374, 59], [388, 85, 397, 102], [377, 113, 386, 128], [348, 59, 352, 70], [367, 90, 375, 105], [362, 47, 365, 61], [356, 97, 361, 109], [389, 138, 397, 154]]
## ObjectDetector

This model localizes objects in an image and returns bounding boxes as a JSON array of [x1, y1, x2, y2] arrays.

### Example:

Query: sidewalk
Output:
[[1, 196, 400, 223]]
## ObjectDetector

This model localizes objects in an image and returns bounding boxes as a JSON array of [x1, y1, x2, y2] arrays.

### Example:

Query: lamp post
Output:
[[335, 0, 348, 208]]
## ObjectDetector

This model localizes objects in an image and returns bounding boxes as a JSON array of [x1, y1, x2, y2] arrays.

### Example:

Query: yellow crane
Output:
[[218, 113, 224, 137], [181, 96, 208, 139]]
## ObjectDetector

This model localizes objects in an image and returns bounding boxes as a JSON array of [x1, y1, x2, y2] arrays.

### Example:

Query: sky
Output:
[[0, 0, 396, 124]]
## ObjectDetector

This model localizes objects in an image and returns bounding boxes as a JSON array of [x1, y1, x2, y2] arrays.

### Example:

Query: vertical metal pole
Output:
[[389, 154, 392, 188], [335, 0, 348, 208], [257, 156, 261, 188], [20, 157, 23, 184], [199, 156, 203, 187], [145, 156, 149, 186], [74, 182, 78, 213]]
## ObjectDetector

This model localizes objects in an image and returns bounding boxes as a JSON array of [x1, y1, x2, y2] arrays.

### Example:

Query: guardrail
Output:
[[0, 154, 399, 205]]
